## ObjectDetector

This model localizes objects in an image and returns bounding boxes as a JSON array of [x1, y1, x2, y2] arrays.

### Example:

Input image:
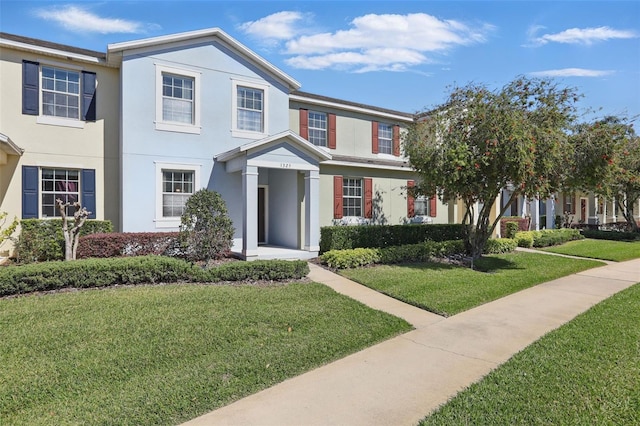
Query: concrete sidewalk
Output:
[[183, 257, 639, 426]]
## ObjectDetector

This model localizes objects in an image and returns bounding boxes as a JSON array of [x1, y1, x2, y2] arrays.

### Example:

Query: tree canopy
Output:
[[404, 76, 581, 259]]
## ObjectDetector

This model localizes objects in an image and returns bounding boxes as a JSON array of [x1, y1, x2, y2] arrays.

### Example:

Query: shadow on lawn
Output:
[[399, 257, 522, 274]]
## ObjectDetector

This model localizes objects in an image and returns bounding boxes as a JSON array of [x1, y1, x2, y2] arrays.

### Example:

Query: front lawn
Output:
[[420, 283, 640, 425], [340, 252, 603, 316], [541, 238, 640, 261], [0, 283, 410, 425]]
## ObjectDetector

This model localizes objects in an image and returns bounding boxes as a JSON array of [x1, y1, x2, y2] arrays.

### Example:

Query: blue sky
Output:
[[2, 1, 639, 121]]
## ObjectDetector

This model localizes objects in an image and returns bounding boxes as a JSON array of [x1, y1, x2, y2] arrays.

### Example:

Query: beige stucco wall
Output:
[[0, 45, 120, 253]]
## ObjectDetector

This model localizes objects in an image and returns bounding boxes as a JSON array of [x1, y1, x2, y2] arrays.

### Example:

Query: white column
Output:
[[546, 195, 556, 229], [612, 196, 617, 222], [242, 165, 259, 260], [603, 198, 608, 224], [304, 170, 320, 252], [529, 198, 540, 230]]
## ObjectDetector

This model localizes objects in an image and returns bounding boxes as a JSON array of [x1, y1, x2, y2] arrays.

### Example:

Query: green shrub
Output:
[[582, 229, 640, 241], [514, 229, 583, 248], [515, 231, 535, 248], [179, 189, 234, 262], [321, 248, 380, 269], [15, 219, 112, 263], [0, 256, 310, 297], [484, 238, 517, 254], [505, 222, 520, 239], [319, 224, 465, 252]]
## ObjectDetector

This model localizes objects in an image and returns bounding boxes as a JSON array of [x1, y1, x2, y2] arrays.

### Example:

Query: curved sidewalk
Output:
[[183, 257, 640, 426]]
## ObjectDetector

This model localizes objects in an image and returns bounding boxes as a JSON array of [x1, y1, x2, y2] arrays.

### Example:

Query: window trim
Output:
[[414, 196, 431, 217], [155, 64, 201, 134], [308, 110, 328, 147], [342, 177, 363, 218], [34, 60, 85, 129], [231, 78, 269, 139], [377, 122, 393, 155], [154, 161, 201, 228], [40, 168, 81, 218]]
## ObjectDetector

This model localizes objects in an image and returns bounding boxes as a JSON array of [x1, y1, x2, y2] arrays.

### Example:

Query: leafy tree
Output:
[[567, 116, 640, 232], [179, 189, 234, 262], [405, 77, 580, 260]]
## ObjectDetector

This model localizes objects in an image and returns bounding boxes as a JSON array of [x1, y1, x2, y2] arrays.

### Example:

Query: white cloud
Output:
[[238, 11, 306, 40], [529, 68, 614, 78], [34, 5, 156, 34], [531, 26, 637, 46], [241, 12, 494, 72]]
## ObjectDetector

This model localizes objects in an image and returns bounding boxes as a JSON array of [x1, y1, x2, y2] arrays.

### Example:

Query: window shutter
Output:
[[572, 195, 576, 214], [22, 166, 39, 218], [392, 125, 400, 156], [22, 60, 39, 116], [81, 71, 97, 121], [81, 169, 96, 219], [371, 121, 379, 154], [299, 109, 308, 140], [364, 178, 373, 219], [328, 113, 336, 149], [429, 196, 437, 217], [407, 180, 415, 218], [333, 176, 343, 219]]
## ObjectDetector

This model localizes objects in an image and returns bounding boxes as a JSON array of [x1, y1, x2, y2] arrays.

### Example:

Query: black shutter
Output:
[[22, 166, 39, 218], [81, 169, 96, 219], [22, 61, 39, 115], [81, 71, 97, 121]]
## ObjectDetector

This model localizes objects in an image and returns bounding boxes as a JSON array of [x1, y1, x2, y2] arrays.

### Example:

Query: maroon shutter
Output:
[[407, 180, 415, 218], [328, 113, 336, 149], [392, 125, 400, 156], [429, 196, 437, 217], [371, 121, 379, 154], [333, 176, 343, 219], [572, 195, 577, 214], [299, 109, 308, 140], [364, 178, 373, 219]]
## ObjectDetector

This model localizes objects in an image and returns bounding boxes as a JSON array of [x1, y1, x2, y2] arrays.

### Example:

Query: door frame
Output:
[[258, 185, 268, 244]]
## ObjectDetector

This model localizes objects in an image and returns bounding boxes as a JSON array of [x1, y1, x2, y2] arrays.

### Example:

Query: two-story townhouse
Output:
[[289, 91, 454, 228], [0, 33, 120, 255], [108, 29, 331, 260]]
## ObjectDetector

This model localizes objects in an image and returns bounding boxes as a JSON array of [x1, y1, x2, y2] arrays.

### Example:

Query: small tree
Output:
[[55, 199, 90, 260], [567, 116, 640, 232], [179, 189, 234, 262], [405, 77, 580, 260]]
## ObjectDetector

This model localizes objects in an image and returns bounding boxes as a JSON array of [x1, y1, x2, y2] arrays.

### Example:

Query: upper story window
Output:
[[231, 79, 269, 139], [378, 123, 393, 155], [162, 74, 194, 124], [308, 111, 327, 147], [41, 67, 80, 119], [22, 60, 96, 128], [236, 86, 263, 132], [155, 64, 201, 134]]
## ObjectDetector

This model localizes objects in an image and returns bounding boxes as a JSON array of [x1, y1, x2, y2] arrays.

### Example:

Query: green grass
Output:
[[0, 283, 410, 425], [340, 252, 603, 316], [420, 283, 640, 425], [542, 238, 640, 261]]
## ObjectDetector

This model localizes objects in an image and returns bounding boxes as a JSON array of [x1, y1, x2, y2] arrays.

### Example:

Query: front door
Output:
[[258, 186, 267, 244]]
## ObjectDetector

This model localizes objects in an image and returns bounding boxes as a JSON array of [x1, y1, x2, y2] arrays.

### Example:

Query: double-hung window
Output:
[[162, 74, 194, 124], [155, 65, 201, 134], [236, 86, 263, 132], [22, 60, 96, 128], [308, 111, 328, 147], [414, 196, 430, 216], [41, 168, 79, 217], [162, 170, 194, 217], [343, 178, 362, 217], [377, 123, 393, 154]]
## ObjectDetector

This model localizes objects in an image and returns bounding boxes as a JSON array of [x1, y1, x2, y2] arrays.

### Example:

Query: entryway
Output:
[[258, 186, 267, 244]]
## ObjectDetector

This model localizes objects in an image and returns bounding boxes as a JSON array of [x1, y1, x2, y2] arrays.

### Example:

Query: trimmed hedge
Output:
[[514, 229, 584, 248], [581, 229, 640, 241], [0, 256, 309, 297], [319, 224, 465, 252], [485, 238, 518, 254], [15, 219, 112, 263], [77, 232, 180, 258]]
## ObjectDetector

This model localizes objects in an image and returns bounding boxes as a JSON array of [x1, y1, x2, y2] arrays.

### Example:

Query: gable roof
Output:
[[107, 28, 301, 90]]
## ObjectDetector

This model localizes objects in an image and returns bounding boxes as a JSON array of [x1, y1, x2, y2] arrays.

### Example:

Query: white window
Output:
[[236, 86, 263, 132], [155, 64, 201, 134], [378, 123, 393, 155], [41, 67, 80, 119], [41, 168, 80, 217], [231, 79, 269, 138], [414, 196, 431, 216], [155, 162, 201, 228], [343, 178, 362, 217], [309, 111, 327, 147]]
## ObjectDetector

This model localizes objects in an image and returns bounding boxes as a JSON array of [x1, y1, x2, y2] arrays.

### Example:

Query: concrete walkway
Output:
[[184, 256, 640, 426]]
